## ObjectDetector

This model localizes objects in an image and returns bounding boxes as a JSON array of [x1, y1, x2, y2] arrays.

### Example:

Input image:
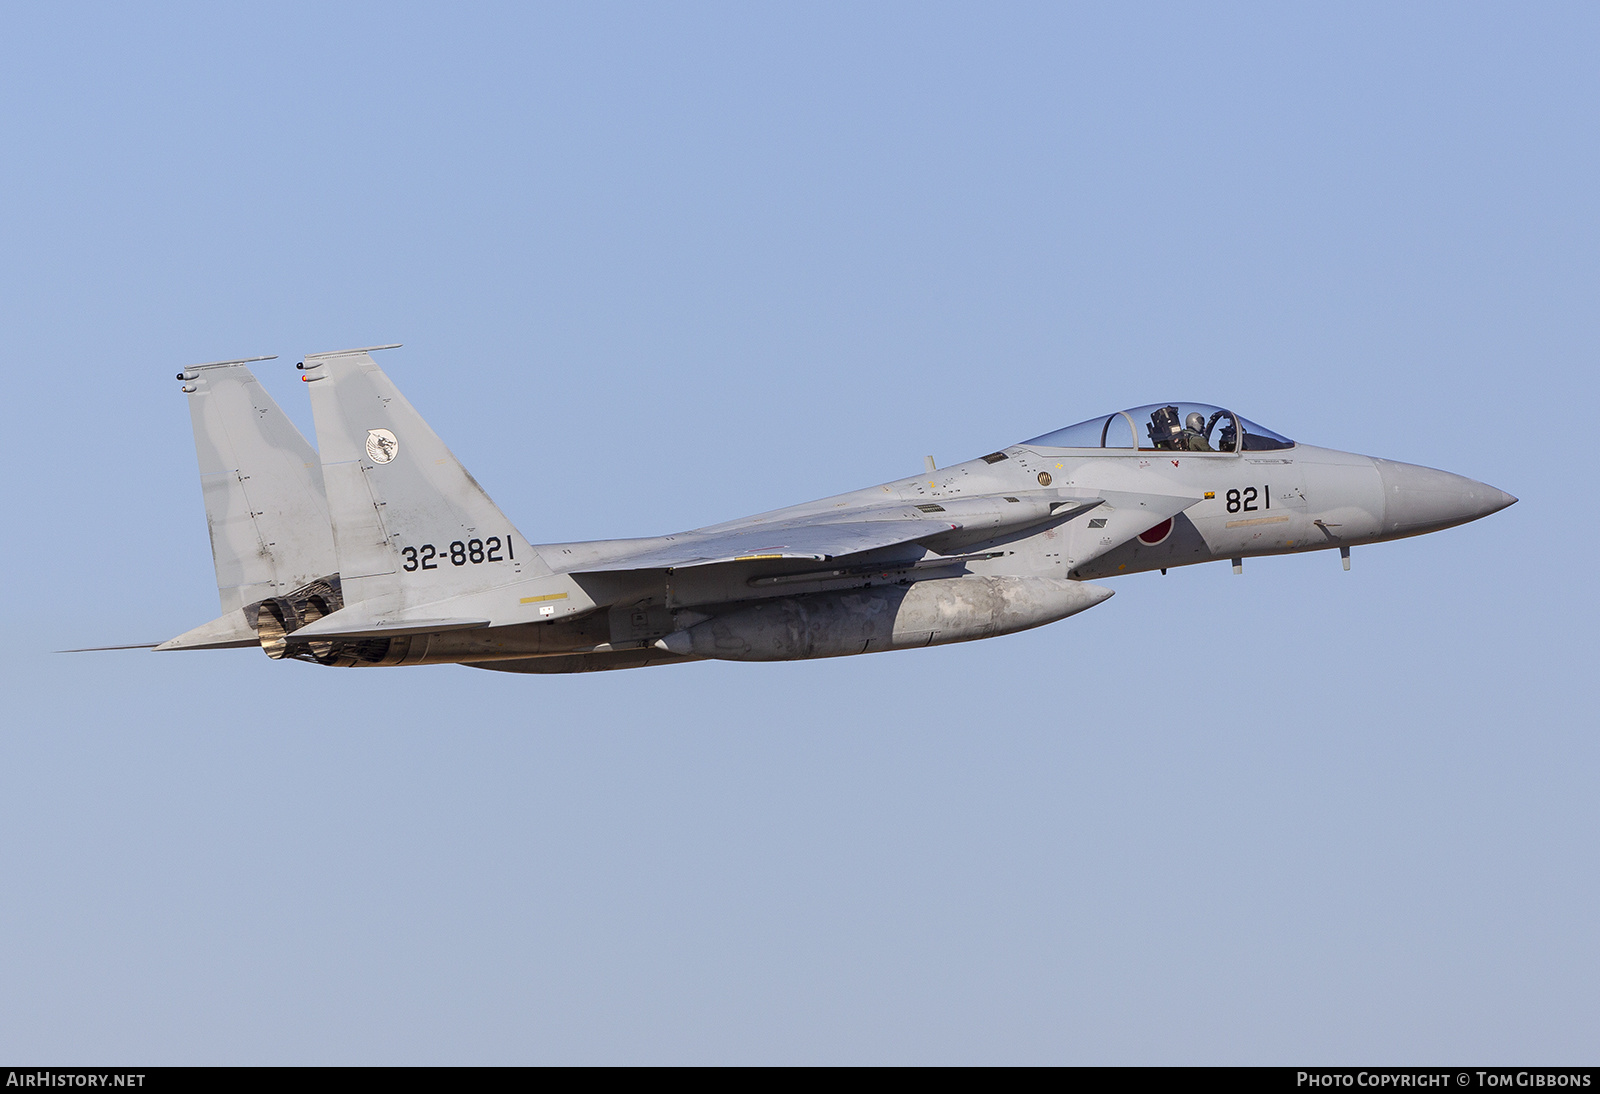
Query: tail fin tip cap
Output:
[[303, 343, 403, 361], [183, 355, 278, 371]]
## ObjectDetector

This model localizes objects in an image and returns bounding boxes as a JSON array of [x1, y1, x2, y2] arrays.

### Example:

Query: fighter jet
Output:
[[147, 345, 1514, 674]]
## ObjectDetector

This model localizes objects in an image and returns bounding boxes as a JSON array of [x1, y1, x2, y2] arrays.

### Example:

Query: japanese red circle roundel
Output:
[[1137, 518, 1173, 545]]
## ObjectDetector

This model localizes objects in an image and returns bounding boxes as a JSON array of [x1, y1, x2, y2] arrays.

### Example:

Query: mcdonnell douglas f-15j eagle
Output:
[[147, 346, 1514, 674]]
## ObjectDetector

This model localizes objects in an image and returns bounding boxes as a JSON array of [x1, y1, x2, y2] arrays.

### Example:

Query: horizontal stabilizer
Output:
[[155, 608, 260, 651], [57, 642, 161, 653]]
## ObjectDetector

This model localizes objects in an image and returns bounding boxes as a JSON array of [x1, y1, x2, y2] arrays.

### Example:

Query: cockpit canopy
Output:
[[1024, 403, 1294, 453]]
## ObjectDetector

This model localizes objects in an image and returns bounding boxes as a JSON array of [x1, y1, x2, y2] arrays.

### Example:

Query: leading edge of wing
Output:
[[568, 518, 957, 574]]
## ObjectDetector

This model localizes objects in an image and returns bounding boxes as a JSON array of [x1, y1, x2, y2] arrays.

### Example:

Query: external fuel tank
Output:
[[656, 575, 1113, 662]]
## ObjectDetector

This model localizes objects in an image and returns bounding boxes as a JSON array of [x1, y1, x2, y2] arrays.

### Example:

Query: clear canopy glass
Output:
[[1024, 403, 1293, 453]]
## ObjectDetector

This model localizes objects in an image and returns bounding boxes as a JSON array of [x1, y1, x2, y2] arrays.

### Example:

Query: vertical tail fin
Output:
[[180, 357, 338, 615], [302, 346, 546, 615]]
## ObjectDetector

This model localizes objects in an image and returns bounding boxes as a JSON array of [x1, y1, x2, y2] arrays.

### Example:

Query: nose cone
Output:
[[1375, 459, 1517, 536]]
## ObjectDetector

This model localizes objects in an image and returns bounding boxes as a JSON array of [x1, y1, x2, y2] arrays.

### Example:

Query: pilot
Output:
[[1179, 412, 1213, 452]]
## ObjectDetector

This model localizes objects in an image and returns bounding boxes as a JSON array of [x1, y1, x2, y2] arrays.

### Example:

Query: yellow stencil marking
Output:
[[1225, 515, 1289, 528], [1204, 491, 1215, 499], [734, 554, 784, 560], [519, 592, 570, 604]]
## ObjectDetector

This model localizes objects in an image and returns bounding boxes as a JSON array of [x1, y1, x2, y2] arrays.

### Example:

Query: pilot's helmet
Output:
[[1185, 412, 1206, 433]]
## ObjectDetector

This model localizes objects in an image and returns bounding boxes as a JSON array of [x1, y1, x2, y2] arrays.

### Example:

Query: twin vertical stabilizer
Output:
[[166, 347, 548, 650], [300, 347, 547, 620], [181, 357, 337, 615]]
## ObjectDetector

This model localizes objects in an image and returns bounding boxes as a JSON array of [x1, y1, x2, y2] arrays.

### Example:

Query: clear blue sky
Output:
[[1, 2, 1594, 1064]]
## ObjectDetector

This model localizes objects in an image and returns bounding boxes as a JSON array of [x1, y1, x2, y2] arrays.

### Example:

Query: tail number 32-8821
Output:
[[401, 536, 514, 572]]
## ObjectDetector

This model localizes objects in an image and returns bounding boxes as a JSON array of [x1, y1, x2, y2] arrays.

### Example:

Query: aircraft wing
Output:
[[568, 486, 1197, 576], [569, 517, 954, 573]]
